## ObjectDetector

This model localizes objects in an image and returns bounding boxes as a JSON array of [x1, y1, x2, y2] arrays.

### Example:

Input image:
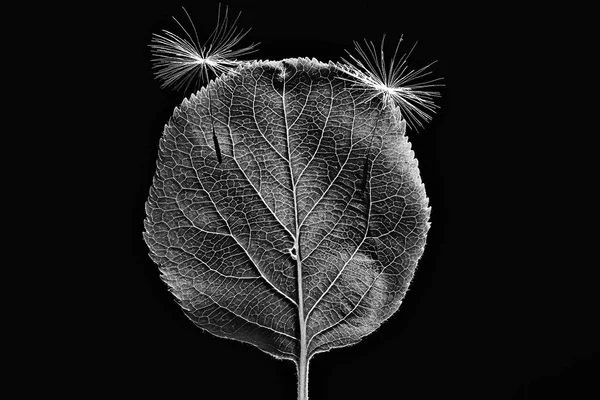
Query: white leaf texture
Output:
[[143, 58, 431, 367]]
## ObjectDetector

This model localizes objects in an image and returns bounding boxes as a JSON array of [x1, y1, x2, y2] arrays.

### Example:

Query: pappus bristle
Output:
[[150, 4, 259, 92], [338, 35, 443, 131]]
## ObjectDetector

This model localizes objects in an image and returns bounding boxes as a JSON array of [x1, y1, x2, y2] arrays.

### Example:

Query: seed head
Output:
[[339, 35, 443, 131], [150, 5, 259, 93]]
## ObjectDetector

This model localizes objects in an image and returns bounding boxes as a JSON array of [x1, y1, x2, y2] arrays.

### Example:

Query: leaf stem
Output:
[[296, 256, 309, 400], [297, 350, 309, 400], [295, 217, 309, 400]]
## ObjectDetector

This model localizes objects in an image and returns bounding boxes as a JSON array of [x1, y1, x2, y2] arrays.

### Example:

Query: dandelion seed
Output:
[[150, 4, 259, 93], [338, 34, 443, 131]]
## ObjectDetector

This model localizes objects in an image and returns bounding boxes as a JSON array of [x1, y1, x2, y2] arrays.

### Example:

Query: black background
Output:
[[85, 1, 598, 399]]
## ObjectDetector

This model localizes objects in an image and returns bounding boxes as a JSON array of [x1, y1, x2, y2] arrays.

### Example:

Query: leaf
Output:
[[143, 58, 431, 399]]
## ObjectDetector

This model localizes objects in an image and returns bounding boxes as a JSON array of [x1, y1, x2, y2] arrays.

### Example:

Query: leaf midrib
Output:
[[279, 64, 307, 364]]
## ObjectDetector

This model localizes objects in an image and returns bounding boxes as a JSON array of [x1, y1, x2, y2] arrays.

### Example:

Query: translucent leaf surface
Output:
[[143, 58, 430, 396]]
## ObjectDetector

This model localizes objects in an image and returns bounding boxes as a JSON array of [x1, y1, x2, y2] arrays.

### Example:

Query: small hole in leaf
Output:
[[289, 247, 297, 260], [212, 132, 222, 163]]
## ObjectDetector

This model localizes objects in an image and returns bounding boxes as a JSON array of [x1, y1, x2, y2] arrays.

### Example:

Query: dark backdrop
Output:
[[90, 1, 598, 399]]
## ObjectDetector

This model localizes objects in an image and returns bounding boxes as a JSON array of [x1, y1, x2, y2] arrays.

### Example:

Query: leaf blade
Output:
[[144, 58, 431, 365]]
